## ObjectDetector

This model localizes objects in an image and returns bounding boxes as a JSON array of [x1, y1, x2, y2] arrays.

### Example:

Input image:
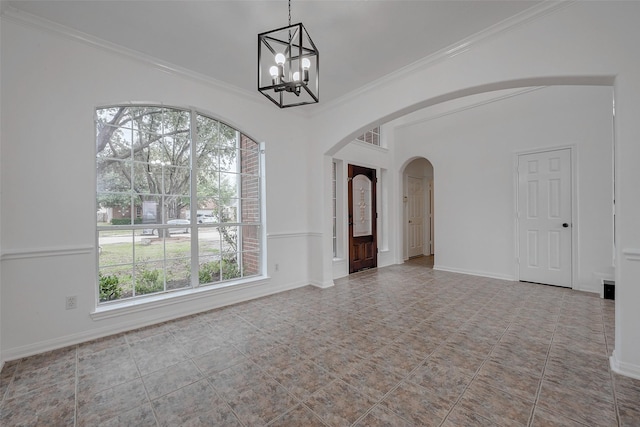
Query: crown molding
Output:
[[312, 1, 575, 116], [0, 6, 313, 118]]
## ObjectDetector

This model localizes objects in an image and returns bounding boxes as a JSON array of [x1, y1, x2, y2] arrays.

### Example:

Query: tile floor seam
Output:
[[73, 348, 78, 427], [437, 294, 516, 427], [126, 337, 160, 427], [196, 356, 248, 427], [527, 298, 559, 427]]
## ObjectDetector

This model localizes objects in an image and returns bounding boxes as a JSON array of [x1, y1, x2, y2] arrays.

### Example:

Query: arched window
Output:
[[96, 105, 263, 304]]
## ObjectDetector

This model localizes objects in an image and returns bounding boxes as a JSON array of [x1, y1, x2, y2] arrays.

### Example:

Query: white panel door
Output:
[[518, 149, 572, 287], [408, 176, 425, 258]]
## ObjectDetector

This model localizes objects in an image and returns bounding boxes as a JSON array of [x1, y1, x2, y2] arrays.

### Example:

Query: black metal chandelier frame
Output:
[[258, 2, 319, 108]]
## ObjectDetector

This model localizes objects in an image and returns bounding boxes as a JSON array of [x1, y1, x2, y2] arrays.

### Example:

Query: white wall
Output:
[[393, 85, 613, 289], [308, 2, 640, 378], [0, 17, 314, 360]]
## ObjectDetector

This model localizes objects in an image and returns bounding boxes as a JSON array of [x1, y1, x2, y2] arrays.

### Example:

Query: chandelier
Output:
[[258, 0, 319, 108]]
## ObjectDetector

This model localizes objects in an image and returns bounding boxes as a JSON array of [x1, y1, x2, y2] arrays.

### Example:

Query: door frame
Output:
[[348, 164, 378, 273], [514, 145, 577, 288]]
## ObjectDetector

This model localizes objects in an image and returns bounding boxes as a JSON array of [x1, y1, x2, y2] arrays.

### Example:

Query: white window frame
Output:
[[94, 105, 265, 310]]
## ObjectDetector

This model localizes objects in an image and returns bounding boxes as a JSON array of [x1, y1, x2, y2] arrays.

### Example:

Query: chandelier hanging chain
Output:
[[288, 0, 292, 42]]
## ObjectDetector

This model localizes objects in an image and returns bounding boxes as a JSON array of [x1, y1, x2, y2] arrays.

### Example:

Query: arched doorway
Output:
[[403, 158, 434, 266]]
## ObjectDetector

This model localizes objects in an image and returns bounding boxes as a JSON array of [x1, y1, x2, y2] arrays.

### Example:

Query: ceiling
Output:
[[3, 0, 541, 110]]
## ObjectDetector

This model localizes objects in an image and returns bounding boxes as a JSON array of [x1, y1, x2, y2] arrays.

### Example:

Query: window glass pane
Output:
[[163, 109, 191, 134], [134, 261, 165, 296], [97, 193, 134, 227], [130, 106, 164, 134], [98, 159, 131, 193], [138, 196, 163, 226], [197, 170, 221, 201], [352, 174, 372, 237], [97, 107, 131, 128], [220, 257, 241, 280], [199, 228, 221, 257], [166, 235, 191, 291], [223, 199, 240, 223], [218, 123, 237, 147], [98, 230, 133, 267], [133, 162, 162, 195], [162, 166, 191, 196], [165, 198, 190, 223], [166, 261, 191, 291], [134, 233, 164, 264], [99, 265, 132, 302], [219, 172, 240, 199], [218, 226, 238, 253], [166, 234, 191, 260], [163, 135, 191, 167], [97, 126, 133, 160], [217, 148, 238, 173], [199, 257, 221, 284]]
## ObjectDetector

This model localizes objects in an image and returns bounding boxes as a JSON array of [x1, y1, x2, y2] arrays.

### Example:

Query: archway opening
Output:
[[402, 157, 434, 268]]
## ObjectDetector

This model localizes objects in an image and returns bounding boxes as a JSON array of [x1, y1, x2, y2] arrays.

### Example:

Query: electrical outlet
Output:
[[65, 296, 77, 310]]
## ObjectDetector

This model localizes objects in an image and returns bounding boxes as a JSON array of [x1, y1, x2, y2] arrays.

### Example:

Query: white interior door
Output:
[[518, 148, 572, 287], [408, 176, 425, 258]]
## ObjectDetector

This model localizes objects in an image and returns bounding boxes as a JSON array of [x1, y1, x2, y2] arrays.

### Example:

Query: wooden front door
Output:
[[348, 164, 377, 273]]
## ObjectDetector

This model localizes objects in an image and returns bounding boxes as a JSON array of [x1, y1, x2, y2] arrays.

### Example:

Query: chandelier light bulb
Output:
[[292, 71, 300, 81], [275, 53, 286, 65], [269, 66, 279, 77], [302, 58, 311, 70]]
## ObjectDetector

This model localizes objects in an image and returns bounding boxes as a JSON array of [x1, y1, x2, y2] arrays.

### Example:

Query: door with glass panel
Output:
[[348, 164, 377, 273]]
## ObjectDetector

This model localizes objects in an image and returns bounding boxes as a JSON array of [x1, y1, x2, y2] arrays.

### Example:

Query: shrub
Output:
[[99, 273, 122, 302], [135, 267, 164, 295], [198, 258, 240, 284]]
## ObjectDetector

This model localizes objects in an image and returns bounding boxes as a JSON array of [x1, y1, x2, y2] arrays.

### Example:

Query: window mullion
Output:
[[190, 109, 199, 288]]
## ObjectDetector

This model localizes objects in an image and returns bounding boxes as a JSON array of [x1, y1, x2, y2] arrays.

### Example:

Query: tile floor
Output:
[[1, 257, 639, 426]]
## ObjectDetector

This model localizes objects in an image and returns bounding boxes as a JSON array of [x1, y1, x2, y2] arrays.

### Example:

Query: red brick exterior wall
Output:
[[240, 134, 260, 276]]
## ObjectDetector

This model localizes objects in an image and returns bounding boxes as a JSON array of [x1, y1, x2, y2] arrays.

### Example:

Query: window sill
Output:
[[91, 275, 269, 321]]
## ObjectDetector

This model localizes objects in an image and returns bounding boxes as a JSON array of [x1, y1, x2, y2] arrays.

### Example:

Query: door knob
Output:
[[562, 223, 569, 228]]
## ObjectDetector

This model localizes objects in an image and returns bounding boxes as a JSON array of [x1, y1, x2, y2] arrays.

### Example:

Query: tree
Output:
[[96, 106, 238, 231]]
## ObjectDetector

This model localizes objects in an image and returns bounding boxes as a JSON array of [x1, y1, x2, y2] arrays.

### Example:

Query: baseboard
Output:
[[1, 280, 311, 363], [433, 265, 515, 281], [610, 351, 640, 380], [310, 279, 335, 289]]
